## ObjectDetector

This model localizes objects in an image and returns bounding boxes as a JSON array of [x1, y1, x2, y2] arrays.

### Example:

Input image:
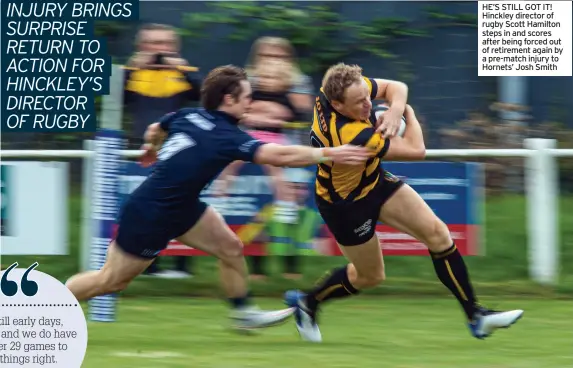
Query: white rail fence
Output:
[[2, 138, 573, 286]]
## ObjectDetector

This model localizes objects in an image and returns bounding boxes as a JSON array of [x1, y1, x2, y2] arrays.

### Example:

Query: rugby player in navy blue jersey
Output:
[[65, 65, 372, 330]]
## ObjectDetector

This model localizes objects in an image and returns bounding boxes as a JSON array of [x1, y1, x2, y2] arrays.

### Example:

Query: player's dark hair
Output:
[[201, 65, 248, 110]]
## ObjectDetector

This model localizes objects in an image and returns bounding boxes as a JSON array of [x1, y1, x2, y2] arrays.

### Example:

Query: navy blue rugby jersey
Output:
[[128, 108, 265, 216]]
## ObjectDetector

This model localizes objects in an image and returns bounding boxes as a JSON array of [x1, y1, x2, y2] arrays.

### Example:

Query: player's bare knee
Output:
[[422, 217, 452, 252], [357, 274, 385, 289], [100, 269, 130, 294], [218, 235, 244, 260], [368, 269, 386, 287], [356, 268, 385, 288], [108, 279, 130, 293]]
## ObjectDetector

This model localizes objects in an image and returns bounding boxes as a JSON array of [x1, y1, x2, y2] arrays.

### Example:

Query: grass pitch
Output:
[[82, 297, 572, 368]]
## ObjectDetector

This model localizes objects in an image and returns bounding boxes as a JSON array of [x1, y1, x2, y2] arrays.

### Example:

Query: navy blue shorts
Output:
[[115, 198, 208, 259]]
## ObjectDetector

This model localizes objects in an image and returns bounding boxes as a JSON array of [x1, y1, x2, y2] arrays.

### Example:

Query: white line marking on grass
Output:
[[111, 351, 185, 359]]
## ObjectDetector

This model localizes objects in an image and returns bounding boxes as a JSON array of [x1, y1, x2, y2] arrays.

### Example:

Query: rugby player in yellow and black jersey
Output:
[[285, 63, 524, 343]]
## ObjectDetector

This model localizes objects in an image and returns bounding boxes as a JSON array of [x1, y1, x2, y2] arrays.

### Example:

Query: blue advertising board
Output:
[[117, 160, 484, 256]]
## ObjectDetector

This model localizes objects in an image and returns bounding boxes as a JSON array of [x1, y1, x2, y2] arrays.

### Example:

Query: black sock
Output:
[[250, 256, 266, 276], [145, 258, 159, 274], [430, 243, 478, 320], [284, 255, 299, 274], [229, 291, 252, 309], [305, 265, 359, 313]]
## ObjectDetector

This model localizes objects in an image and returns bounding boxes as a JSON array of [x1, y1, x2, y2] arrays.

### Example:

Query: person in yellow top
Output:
[[285, 63, 524, 343]]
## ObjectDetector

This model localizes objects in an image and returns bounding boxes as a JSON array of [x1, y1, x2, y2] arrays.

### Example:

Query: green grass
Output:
[[82, 297, 573, 368], [3, 193, 572, 366], [3, 194, 573, 297]]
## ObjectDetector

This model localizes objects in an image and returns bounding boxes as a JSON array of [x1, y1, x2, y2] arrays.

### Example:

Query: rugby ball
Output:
[[373, 105, 406, 137]]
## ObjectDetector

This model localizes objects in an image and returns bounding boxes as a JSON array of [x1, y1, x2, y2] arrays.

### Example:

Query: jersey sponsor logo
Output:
[[185, 113, 215, 131], [158, 133, 196, 161], [315, 96, 328, 133], [118, 175, 146, 195]]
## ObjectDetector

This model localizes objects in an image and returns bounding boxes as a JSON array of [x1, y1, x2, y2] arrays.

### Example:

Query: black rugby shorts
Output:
[[316, 171, 404, 246]]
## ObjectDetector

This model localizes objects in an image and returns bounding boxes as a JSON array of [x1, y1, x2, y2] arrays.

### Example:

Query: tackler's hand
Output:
[[375, 106, 404, 138], [144, 123, 166, 146], [139, 143, 158, 168], [323, 145, 373, 166]]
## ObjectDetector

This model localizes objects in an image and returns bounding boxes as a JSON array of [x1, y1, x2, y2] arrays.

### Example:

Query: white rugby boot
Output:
[[229, 305, 295, 330], [284, 290, 322, 342], [468, 306, 524, 339]]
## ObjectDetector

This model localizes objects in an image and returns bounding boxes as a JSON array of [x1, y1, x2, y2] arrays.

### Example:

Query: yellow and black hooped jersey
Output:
[[122, 65, 202, 138], [310, 77, 390, 204]]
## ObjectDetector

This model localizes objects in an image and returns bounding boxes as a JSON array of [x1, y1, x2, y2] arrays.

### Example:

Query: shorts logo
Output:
[[384, 172, 400, 183], [141, 249, 161, 257], [354, 219, 372, 237]]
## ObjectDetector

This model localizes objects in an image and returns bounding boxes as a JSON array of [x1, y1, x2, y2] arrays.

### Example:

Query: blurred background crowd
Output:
[[2, 1, 572, 279]]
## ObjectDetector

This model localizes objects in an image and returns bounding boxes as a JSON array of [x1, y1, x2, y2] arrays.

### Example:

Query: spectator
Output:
[[215, 58, 303, 279], [122, 23, 203, 278], [245, 36, 314, 112], [243, 37, 314, 279]]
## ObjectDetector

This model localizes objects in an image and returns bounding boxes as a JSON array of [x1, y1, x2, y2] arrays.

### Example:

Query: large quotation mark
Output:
[[1, 262, 39, 297]]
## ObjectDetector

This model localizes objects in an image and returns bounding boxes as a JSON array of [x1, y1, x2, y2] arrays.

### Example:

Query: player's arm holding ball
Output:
[[371, 78, 409, 137], [336, 103, 423, 162], [382, 104, 426, 161]]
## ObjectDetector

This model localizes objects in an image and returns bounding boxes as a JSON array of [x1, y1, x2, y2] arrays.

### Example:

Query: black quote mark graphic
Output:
[[1, 262, 39, 297]]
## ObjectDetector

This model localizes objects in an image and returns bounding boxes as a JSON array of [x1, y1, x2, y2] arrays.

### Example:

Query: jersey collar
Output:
[[208, 110, 241, 125]]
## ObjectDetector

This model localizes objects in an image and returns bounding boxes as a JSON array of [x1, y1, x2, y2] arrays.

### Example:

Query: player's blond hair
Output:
[[321, 63, 363, 102]]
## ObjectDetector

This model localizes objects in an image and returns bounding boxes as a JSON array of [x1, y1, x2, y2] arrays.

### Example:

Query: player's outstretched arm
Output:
[[383, 104, 426, 161], [253, 144, 372, 168]]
